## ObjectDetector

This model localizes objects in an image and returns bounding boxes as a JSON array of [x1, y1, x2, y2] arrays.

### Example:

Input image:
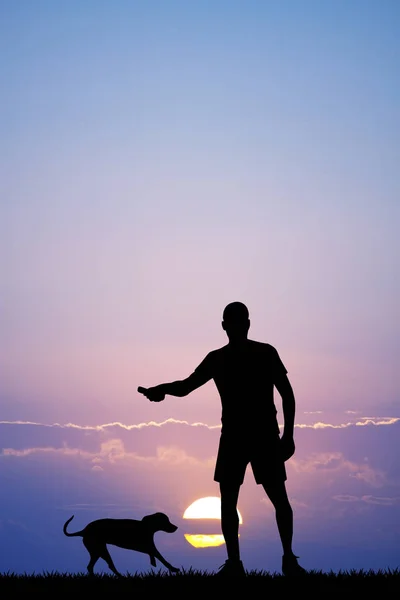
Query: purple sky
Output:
[[1, 0, 399, 575]]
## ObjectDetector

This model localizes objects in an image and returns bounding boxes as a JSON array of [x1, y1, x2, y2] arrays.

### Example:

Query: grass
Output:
[[1, 568, 399, 594]]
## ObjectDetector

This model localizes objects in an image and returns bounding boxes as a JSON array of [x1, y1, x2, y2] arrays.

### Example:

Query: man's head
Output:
[[222, 301, 250, 342]]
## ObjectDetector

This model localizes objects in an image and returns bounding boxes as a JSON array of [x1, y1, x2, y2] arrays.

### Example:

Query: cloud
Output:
[[296, 416, 400, 429], [334, 495, 400, 506], [333, 494, 360, 502], [156, 446, 214, 467], [2, 418, 399, 483], [0, 411, 400, 448], [91, 465, 104, 472], [0, 418, 221, 460], [0, 418, 221, 431], [290, 451, 385, 484], [2, 438, 214, 468], [362, 495, 400, 506]]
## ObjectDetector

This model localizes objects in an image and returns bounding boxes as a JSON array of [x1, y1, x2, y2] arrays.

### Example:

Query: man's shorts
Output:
[[214, 431, 287, 485]]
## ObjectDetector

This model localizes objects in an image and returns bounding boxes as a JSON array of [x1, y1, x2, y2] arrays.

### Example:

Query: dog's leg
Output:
[[83, 539, 100, 576], [100, 546, 122, 577], [151, 549, 180, 573]]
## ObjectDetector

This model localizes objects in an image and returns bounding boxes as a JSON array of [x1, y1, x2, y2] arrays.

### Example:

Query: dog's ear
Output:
[[143, 512, 165, 520], [141, 515, 151, 522], [141, 514, 156, 524]]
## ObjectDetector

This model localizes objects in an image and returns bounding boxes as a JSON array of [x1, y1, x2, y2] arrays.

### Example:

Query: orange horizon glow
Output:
[[184, 534, 226, 548]]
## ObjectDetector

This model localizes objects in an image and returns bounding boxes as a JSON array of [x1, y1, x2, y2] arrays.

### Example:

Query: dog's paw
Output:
[[169, 566, 180, 574]]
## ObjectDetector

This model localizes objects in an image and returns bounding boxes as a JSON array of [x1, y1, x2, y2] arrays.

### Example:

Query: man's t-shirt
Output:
[[194, 339, 287, 436]]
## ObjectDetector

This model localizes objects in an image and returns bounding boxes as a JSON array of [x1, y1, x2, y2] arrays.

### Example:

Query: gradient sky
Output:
[[1, 1, 399, 575]]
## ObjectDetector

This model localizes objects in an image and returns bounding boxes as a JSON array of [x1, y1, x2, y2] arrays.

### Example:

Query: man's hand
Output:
[[138, 386, 165, 403], [281, 433, 295, 461]]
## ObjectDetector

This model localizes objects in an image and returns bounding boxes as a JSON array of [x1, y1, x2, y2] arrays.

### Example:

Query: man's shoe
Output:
[[215, 558, 246, 576], [282, 554, 307, 576]]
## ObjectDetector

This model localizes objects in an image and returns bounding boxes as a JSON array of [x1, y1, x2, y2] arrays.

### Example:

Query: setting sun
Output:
[[183, 497, 243, 548], [183, 496, 243, 522]]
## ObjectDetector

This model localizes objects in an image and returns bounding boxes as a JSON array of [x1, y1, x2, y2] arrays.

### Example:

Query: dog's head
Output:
[[142, 512, 178, 533]]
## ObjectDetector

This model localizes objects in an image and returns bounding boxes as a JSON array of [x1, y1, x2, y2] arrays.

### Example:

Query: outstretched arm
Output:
[[274, 373, 296, 460], [138, 370, 211, 403]]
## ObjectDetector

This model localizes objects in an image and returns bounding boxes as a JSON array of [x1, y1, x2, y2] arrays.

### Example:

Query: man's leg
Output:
[[262, 480, 306, 575], [262, 480, 293, 555], [220, 481, 241, 560], [215, 481, 246, 576]]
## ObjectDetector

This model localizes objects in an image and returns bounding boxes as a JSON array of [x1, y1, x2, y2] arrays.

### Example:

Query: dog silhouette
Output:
[[63, 512, 180, 576]]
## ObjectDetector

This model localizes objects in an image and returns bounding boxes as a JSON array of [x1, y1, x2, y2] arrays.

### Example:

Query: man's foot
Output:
[[282, 554, 306, 576], [215, 558, 246, 577]]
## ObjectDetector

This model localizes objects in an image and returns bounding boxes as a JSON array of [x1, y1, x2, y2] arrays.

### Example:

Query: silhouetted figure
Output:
[[138, 302, 306, 577], [63, 512, 180, 576]]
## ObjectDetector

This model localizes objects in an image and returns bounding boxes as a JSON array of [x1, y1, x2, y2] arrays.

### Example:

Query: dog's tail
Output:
[[63, 515, 84, 537]]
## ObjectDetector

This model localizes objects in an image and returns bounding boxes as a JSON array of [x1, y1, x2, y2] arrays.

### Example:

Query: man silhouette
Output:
[[138, 301, 306, 577]]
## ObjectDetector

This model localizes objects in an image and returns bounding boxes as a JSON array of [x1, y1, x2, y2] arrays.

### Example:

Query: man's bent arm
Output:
[[274, 374, 295, 438]]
